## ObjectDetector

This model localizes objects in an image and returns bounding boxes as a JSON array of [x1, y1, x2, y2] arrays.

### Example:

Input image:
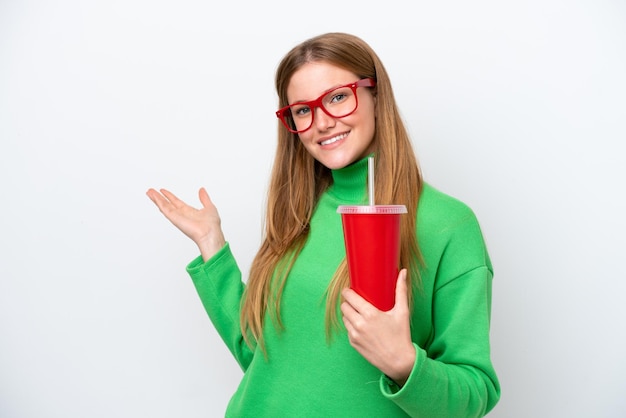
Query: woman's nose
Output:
[[313, 106, 336, 131]]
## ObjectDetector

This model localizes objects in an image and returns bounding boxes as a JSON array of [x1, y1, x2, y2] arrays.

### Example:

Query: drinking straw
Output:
[[368, 156, 375, 206]]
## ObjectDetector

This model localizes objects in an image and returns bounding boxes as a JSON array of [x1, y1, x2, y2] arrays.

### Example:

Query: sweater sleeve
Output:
[[186, 242, 254, 371], [379, 201, 500, 417]]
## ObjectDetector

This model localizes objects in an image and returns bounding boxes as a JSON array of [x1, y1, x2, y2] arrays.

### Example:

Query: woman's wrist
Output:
[[197, 231, 226, 262], [386, 344, 416, 387]]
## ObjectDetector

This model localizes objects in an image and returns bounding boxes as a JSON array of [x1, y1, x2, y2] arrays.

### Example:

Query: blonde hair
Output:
[[242, 32, 423, 350]]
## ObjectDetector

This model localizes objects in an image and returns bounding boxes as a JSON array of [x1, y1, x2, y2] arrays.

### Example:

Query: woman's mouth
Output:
[[319, 132, 348, 146]]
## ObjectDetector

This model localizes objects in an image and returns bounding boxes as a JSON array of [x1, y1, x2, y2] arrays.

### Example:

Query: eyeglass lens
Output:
[[284, 85, 358, 133]]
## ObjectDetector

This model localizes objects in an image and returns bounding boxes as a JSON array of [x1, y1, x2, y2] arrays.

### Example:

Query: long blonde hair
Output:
[[241, 32, 423, 349]]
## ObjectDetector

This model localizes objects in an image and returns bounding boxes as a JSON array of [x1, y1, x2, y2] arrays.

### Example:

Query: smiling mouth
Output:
[[320, 132, 348, 146]]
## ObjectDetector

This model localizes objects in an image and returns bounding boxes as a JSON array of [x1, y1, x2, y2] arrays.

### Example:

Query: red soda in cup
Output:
[[337, 205, 407, 311]]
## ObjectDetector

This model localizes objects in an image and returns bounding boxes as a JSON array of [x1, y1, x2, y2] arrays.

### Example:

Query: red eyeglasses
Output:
[[276, 78, 376, 134]]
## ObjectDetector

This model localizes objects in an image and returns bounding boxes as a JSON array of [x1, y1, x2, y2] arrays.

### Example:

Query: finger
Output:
[[342, 314, 357, 334], [160, 189, 186, 209], [340, 305, 356, 331], [146, 188, 159, 203], [146, 188, 164, 203], [198, 187, 213, 209], [146, 188, 172, 211], [342, 287, 374, 314], [394, 269, 409, 309], [340, 299, 358, 318]]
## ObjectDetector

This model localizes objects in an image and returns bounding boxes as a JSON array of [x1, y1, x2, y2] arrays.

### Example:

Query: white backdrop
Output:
[[1, 0, 625, 417]]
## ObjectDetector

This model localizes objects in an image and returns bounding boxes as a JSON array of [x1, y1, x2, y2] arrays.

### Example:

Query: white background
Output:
[[1, 0, 625, 417]]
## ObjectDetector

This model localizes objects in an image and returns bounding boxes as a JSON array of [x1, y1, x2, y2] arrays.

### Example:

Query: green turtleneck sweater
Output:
[[186, 158, 500, 417]]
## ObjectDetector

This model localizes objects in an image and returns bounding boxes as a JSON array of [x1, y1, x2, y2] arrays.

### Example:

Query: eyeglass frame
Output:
[[275, 77, 377, 134]]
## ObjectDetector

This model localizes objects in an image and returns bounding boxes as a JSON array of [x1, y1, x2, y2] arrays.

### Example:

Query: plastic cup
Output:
[[337, 205, 407, 311]]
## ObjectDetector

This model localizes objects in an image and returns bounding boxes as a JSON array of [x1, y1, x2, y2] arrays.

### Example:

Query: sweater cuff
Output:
[[379, 343, 424, 397], [186, 241, 231, 273]]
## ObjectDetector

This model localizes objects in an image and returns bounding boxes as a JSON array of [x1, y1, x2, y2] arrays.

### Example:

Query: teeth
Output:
[[320, 133, 347, 146]]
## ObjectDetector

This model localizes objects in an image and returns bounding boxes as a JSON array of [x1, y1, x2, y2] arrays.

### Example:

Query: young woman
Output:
[[147, 32, 500, 417]]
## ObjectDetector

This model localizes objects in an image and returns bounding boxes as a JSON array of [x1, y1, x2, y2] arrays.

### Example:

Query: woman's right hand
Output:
[[146, 187, 226, 261]]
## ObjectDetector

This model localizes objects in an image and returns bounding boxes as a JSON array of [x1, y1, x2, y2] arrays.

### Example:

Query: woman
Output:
[[147, 32, 500, 417]]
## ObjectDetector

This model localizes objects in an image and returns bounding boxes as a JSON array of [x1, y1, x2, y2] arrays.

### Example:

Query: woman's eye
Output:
[[330, 92, 348, 104], [294, 106, 311, 117]]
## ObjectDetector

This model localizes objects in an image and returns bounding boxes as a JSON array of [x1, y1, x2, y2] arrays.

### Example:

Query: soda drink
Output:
[[337, 205, 407, 311]]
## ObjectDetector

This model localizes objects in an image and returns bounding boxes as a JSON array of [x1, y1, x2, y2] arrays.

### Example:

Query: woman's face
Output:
[[286, 62, 376, 170]]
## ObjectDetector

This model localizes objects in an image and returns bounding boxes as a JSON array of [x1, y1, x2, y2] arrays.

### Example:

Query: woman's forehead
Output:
[[287, 62, 358, 102]]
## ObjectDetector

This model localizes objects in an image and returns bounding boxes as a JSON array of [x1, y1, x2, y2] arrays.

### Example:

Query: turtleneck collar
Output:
[[327, 155, 372, 204]]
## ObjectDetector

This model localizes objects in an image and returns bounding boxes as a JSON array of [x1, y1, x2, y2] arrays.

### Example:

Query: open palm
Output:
[[146, 187, 225, 260]]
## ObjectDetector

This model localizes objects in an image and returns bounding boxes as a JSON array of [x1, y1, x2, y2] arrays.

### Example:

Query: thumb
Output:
[[198, 187, 213, 208], [394, 269, 409, 309]]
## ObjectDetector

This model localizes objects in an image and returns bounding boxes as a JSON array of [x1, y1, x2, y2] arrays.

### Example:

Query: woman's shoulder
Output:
[[417, 183, 478, 228], [417, 183, 491, 274]]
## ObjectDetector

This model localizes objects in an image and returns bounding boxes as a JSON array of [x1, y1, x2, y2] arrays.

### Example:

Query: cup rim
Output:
[[336, 205, 408, 214]]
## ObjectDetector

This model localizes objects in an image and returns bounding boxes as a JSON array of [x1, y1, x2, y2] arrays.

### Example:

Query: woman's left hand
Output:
[[341, 269, 416, 386]]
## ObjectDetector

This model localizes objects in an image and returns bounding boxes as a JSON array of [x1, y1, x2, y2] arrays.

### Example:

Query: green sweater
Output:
[[187, 157, 500, 417]]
